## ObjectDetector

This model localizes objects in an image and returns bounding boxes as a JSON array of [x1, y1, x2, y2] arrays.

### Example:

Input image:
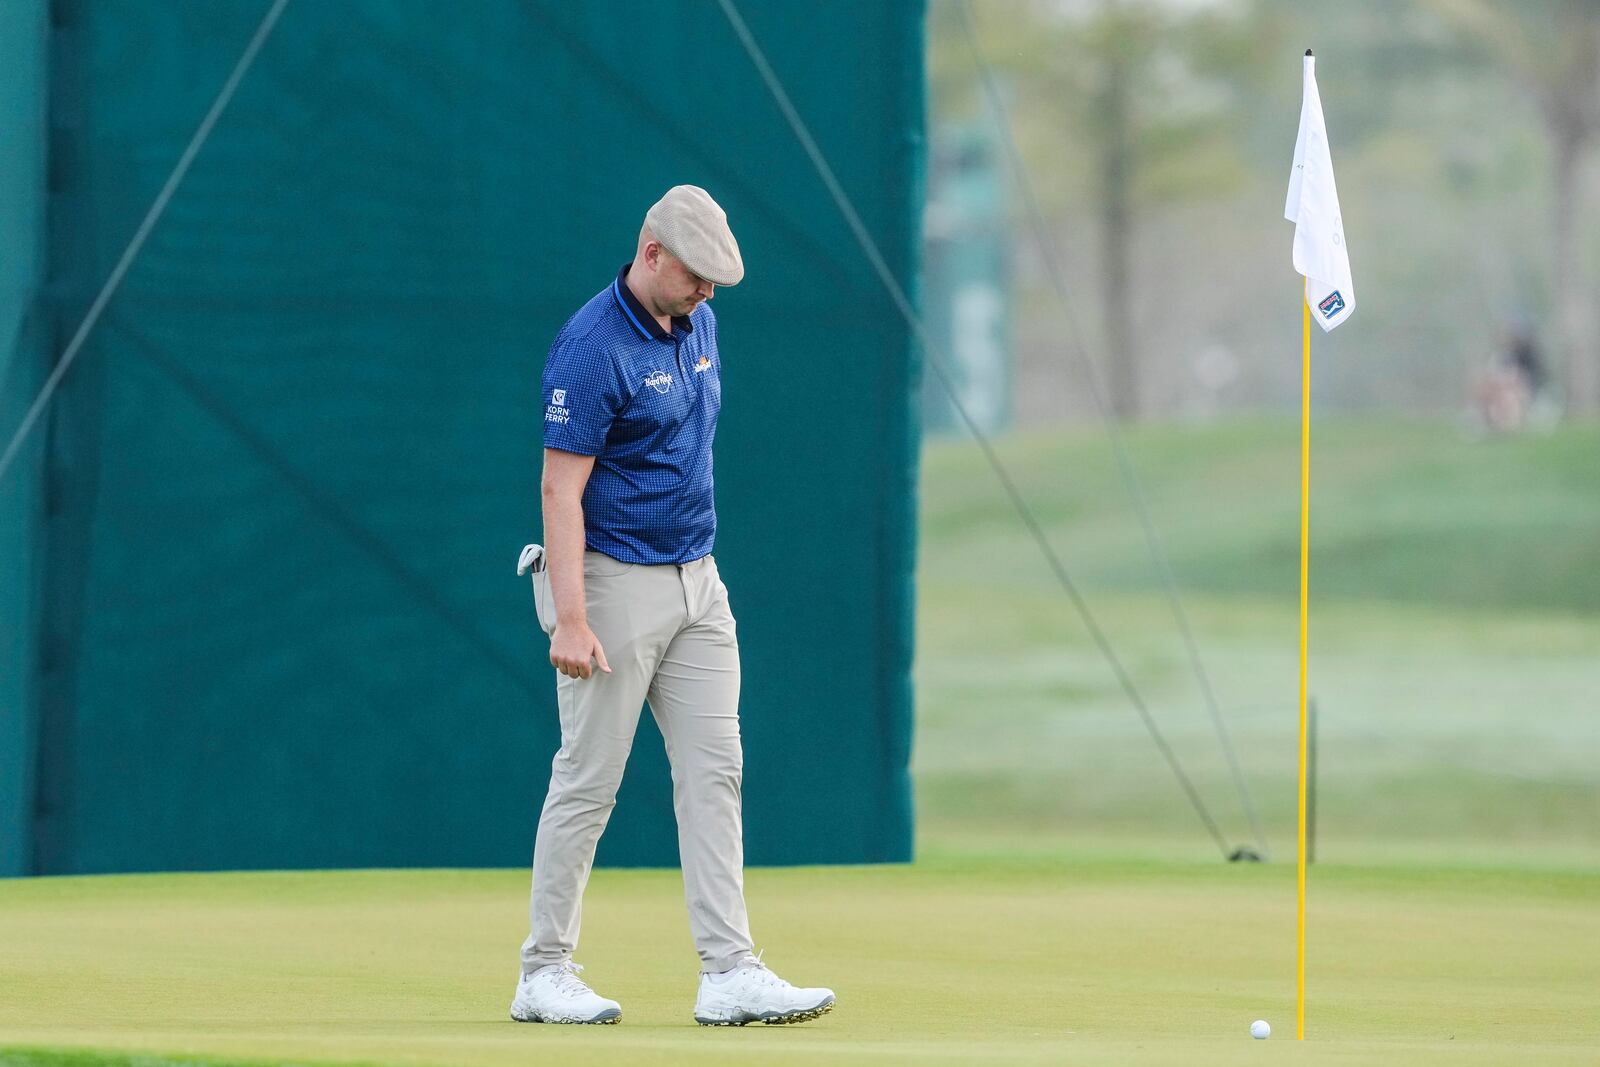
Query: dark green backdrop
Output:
[[1, 0, 923, 875]]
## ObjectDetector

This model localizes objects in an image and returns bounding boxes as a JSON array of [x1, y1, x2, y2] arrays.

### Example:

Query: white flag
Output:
[[1285, 52, 1354, 331]]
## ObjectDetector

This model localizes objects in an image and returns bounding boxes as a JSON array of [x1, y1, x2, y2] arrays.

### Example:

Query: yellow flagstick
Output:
[[1297, 279, 1311, 1040]]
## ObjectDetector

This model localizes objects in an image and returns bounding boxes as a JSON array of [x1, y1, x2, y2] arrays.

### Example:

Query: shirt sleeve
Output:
[[541, 336, 625, 456]]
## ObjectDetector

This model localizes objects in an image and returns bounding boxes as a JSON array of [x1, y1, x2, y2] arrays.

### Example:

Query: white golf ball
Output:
[[1250, 1019, 1271, 1040]]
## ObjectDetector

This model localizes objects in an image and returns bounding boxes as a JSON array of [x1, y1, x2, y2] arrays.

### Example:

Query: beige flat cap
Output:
[[645, 185, 744, 287]]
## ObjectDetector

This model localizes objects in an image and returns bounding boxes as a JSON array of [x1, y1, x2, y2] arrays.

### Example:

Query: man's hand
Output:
[[550, 621, 611, 680]]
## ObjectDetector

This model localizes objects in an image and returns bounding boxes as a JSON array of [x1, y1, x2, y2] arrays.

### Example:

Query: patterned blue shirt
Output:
[[541, 266, 722, 565]]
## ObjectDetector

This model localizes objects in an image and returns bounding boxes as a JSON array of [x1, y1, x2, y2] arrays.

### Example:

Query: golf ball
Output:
[[1250, 1019, 1271, 1040]]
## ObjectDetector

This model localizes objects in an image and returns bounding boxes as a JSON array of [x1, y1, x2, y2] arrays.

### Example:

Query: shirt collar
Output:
[[612, 265, 693, 342]]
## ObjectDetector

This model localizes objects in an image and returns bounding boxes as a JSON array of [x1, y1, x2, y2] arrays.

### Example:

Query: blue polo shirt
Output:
[[540, 266, 722, 565]]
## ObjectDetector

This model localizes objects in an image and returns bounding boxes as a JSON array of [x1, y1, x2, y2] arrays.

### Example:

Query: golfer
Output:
[[511, 186, 835, 1027]]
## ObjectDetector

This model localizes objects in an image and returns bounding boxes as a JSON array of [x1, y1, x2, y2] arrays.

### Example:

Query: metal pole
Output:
[[1307, 697, 1319, 865]]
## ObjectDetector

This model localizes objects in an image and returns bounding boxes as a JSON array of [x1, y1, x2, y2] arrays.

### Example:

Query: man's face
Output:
[[651, 247, 715, 318]]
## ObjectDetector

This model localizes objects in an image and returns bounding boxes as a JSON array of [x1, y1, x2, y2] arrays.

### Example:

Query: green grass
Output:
[[918, 418, 1600, 609], [915, 418, 1600, 861], [5, 417, 1597, 1067], [1, 859, 1597, 1067]]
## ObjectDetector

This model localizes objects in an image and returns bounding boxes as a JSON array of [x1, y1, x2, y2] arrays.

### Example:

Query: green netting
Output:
[[0, 0, 50, 877], [15, 0, 922, 874]]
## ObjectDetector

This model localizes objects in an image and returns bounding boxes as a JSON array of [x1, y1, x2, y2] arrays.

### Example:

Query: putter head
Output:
[[517, 543, 544, 577]]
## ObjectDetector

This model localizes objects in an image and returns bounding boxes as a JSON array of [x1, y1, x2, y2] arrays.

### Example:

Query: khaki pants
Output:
[[521, 551, 754, 974]]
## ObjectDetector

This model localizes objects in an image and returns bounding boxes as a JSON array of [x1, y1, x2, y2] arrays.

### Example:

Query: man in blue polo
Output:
[[511, 186, 835, 1027]]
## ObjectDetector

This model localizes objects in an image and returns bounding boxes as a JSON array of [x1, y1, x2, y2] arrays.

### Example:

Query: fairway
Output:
[[1, 851, 1597, 1067], [917, 419, 1600, 863]]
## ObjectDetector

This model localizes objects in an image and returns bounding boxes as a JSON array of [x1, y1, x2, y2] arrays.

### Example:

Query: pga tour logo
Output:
[[1318, 290, 1345, 319], [551, 388, 566, 406], [644, 370, 673, 394]]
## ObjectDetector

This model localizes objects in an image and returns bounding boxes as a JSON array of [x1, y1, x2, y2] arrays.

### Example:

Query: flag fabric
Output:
[[1285, 53, 1354, 332]]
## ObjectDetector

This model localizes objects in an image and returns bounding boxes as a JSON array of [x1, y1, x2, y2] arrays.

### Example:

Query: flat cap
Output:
[[645, 185, 744, 287]]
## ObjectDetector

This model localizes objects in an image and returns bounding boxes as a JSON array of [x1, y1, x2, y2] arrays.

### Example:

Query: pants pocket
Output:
[[531, 570, 555, 636]]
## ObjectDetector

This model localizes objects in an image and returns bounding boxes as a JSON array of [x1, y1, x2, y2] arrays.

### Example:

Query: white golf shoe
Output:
[[510, 961, 622, 1024], [693, 953, 835, 1026]]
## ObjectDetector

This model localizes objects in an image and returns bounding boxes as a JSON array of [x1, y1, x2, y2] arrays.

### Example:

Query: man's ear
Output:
[[643, 241, 663, 271]]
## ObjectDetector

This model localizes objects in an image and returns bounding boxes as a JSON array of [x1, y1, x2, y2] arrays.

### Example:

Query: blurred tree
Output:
[[932, 1, 1586, 419], [1405, 0, 1598, 414], [931, 0, 1267, 422], [1095, 6, 1141, 423]]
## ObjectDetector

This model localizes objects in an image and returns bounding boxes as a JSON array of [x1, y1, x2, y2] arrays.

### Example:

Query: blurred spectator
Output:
[[1472, 319, 1557, 434], [1505, 319, 1548, 395]]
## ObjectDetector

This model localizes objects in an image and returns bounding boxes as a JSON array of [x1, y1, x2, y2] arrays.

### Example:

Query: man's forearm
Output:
[[542, 489, 589, 629]]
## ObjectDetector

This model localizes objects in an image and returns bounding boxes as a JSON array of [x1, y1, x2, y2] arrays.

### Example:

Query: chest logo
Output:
[[644, 370, 673, 394], [694, 355, 712, 373]]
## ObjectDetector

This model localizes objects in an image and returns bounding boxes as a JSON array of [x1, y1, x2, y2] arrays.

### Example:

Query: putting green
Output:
[[2, 849, 1595, 1066]]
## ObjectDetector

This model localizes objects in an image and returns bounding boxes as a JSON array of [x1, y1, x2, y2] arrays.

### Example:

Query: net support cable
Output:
[[717, 0, 1235, 859], [0, 0, 292, 485], [0, 0, 1244, 858], [514, 1, 866, 290], [955, 0, 1268, 858], [1, 0, 547, 702], [113, 319, 547, 701]]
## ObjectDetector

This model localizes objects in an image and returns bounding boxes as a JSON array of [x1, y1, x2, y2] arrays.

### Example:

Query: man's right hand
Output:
[[550, 621, 612, 680]]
